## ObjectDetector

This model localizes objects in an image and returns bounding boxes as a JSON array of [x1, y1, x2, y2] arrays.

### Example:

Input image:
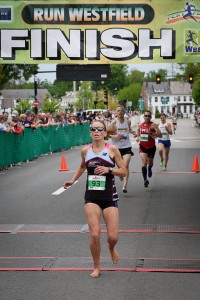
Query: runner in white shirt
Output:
[[158, 113, 173, 171], [107, 105, 136, 193]]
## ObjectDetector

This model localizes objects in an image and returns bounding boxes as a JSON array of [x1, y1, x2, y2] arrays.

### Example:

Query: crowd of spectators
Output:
[[0, 108, 136, 171], [0, 109, 116, 171], [0, 109, 117, 134]]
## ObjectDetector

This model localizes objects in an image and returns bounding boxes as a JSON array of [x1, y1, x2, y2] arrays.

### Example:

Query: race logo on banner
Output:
[[0, 7, 12, 22], [185, 30, 200, 55]]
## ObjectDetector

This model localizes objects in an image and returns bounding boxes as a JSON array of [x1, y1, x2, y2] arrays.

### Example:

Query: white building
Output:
[[0, 89, 50, 114], [60, 91, 79, 112], [142, 81, 197, 118]]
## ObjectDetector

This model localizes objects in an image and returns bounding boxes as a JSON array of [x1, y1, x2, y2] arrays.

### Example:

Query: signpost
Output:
[[32, 99, 40, 107], [138, 98, 144, 110]]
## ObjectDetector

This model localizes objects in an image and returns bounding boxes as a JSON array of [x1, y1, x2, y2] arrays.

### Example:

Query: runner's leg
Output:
[[103, 206, 119, 264], [84, 203, 101, 278], [158, 143, 164, 166], [140, 152, 149, 186], [164, 146, 170, 169], [122, 153, 131, 192]]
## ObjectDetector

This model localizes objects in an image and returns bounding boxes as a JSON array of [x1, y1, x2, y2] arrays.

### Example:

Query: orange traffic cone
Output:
[[59, 155, 69, 171], [192, 155, 200, 173]]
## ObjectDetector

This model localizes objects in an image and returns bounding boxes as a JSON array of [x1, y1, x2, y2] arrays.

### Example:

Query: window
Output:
[[178, 96, 180, 102], [184, 96, 186, 102], [155, 97, 158, 102], [189, 96, 192, 102], [184, 105, 187, 113], [189, 105, 193, 113]]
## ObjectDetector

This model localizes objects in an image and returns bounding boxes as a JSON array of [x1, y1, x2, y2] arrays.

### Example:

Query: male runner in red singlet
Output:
[[136, 111, 162, 187]]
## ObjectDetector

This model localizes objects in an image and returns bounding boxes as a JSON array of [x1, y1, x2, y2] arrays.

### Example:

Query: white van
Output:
[[85, 109, 107, 115]]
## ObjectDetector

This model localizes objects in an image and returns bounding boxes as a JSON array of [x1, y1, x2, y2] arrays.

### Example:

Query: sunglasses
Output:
[[144, 115, 151, 117], [90, 126, 105, 132]]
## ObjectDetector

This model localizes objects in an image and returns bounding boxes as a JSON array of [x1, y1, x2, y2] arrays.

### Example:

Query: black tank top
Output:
[[84, 144, 118, 201]]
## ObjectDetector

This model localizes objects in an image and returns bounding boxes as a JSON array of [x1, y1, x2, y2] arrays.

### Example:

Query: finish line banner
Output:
[[0, 0, 200, 64]]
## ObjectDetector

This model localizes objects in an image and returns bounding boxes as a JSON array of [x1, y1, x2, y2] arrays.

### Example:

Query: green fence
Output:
[[0, 123, 92, 168]]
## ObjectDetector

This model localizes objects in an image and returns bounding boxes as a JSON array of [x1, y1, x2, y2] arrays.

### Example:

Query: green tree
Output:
[[145, 69, 168, 82], [0, 64, 38, 90], [76, 81, 94, 110], [118, 83, 142, 110], [180, 63, 200, 83], [126, 69, 145, 85], [40, 79, 74, 97], [15, 99, 32, 115], [192, 78, 200, 107], [93, 64, 128, 95], [43, 97, 61, 114]]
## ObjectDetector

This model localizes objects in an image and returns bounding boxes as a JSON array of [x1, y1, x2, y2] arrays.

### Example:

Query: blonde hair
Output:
[[91, 120, 106, 130], [117, 105, 124, 110]]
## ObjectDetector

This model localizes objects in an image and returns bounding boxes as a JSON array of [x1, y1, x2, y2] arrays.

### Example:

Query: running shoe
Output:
[[122, 185, 127, 193], [160, 160, 163, 167], [148, 166, 152, 178], [144, 180, 149, 188]]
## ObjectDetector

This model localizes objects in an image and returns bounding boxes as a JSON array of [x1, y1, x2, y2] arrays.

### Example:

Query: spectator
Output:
[[54, 114, 63, 125], [0, 115, 6, 132], [41, 113, 49, 126], [24, 113, 34, 128], [10, 116, 24, 135], [11, 110, 19, 118], [47, 113, 56, 125], [1, 114, 11, 133], [19, 114, 27, 126], [67, 115, 76, 125], [2, 112, 10, 128]]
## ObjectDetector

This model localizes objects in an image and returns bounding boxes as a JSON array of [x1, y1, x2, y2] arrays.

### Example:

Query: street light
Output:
[[148, 96, 152, 113], [156, 74, 161, 84], [80, 81, 85, 111], [34, 74, 39, 114]]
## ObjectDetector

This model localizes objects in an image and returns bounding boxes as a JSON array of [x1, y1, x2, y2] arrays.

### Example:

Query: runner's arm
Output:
[[128, 120, 137, 137], [64, 147, 86, 189], [106, 120, 123, 140], [110, 145, 127, 177], [150, 123, 162, 138], [166, 123, 173, 135]]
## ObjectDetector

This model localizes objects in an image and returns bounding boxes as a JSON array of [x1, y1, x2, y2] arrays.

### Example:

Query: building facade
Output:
[[0, 89, 50, 114], [141, 81, 197, 118]]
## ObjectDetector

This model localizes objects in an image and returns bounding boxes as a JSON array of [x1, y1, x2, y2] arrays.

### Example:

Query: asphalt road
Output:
[[0, 118, 200, 300]]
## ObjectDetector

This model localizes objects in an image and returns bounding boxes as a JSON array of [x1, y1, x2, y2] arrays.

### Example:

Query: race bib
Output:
[[140, 134, 148, 142], [88, 175, 106, 190], [162, 132, 168, 139]]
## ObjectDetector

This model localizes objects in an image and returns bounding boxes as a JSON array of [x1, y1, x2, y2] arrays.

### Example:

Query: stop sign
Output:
[[33, 99, 40, 107]]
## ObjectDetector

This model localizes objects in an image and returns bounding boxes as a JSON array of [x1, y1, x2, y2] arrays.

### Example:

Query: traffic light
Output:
[[104, 90, 108, 100], [156, 74, 161, 84], [188, 74, 194, 84]]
